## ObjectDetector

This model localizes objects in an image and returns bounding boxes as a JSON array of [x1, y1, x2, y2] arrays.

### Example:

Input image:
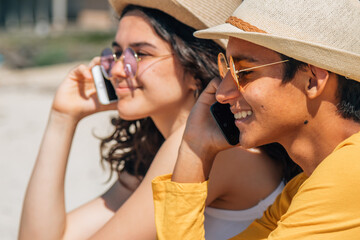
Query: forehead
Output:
[[115, 10, 169, 49], [226, 37, 281, 63]]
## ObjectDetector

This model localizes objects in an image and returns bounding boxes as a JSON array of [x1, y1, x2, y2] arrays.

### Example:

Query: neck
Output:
[[151, 95, 196, 139], [281, 116, 360, 176], [152, 109, 189, 139]]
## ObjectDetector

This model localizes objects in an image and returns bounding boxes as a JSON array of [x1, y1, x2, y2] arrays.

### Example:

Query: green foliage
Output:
[[0, 30, 116, 68]]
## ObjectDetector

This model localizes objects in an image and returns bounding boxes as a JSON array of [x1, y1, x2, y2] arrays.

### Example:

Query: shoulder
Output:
[[308, 132, 360, 187], [207, 147, 283, 209], [285, 135, 360, 219], [280, 173, 307, 200]]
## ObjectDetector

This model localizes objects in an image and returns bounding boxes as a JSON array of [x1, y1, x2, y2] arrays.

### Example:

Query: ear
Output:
[[186, 73, 200, 92], [305, 65, 330, 99]]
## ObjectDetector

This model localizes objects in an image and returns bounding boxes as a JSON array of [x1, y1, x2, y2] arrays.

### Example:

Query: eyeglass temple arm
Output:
[[234, 59, 289, 73]]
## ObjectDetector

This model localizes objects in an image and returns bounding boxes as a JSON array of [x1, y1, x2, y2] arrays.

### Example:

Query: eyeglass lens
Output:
[[218, 53, 240, 89], [218, 52, 228, 79], [100, 47, 138, 79], [229, 56, 240, 85]]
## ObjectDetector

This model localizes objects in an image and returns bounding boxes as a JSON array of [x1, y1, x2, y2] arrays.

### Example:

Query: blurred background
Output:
[[0, 0, 120, 239], [0, 0, 117, 68]]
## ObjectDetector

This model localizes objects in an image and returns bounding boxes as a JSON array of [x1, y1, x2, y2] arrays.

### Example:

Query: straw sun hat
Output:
[[195, 0, 360, 82], [108, 0, 242, 48]]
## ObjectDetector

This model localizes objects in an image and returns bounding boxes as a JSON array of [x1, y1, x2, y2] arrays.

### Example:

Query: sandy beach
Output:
[[0, 63, 117, 239]]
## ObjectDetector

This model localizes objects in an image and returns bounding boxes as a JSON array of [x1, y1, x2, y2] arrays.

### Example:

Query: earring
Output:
[[194, 89, 200, 99]]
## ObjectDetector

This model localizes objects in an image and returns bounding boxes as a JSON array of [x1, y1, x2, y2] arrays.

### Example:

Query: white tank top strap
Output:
[[205, 181, 284, 221], [204, 181, 285, 240]]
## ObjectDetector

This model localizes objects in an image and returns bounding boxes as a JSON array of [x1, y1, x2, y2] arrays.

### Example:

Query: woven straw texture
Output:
[[109, 0, 242, 30], [195, 0, 360, 81]]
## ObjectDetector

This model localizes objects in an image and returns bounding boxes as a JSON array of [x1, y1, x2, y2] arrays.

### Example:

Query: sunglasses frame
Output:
[[218, 52, 289, 90], [100, 47, 172, 80]]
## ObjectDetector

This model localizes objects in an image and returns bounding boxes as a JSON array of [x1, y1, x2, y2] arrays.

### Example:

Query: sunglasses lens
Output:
[[229, 56, 240, 89], [218, 53, 228, 79], [100, 48, 114, 78], [123, 48, 137, 78]]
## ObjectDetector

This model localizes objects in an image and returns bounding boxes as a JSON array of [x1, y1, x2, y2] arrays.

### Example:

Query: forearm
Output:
[[19, 110, 78, 240], [172, 139, 218, 183], [89, 126, 187, 240]]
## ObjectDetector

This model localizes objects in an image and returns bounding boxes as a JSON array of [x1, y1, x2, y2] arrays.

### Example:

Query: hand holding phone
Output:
[[210, 102, 239, 145], [91, 65, 118, 105]]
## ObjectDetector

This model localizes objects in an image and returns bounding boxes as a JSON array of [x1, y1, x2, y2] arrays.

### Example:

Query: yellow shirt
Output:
[[152, 132, 360, 239]]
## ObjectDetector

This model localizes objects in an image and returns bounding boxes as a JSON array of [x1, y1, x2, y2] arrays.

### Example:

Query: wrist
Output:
[[48, 109, 80, 129], [182, 138, 218, 164], [171, 139, 218, 183]]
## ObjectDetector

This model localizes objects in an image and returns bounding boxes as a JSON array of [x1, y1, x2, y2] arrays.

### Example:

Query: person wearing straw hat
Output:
[[19, 0, 302, 239], [152, 0, 360, 239]]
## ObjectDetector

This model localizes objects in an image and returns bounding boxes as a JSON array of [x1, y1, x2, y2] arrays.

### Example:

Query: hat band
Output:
[[226, 16, 267, 33]]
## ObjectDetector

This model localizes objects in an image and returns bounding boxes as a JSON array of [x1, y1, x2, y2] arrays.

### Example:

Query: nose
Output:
[[110, 58, 128, 79], [216, 72, 242, 105]]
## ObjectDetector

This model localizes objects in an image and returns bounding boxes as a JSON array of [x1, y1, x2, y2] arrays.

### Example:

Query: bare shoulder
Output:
[[207, 147, 282, 209]]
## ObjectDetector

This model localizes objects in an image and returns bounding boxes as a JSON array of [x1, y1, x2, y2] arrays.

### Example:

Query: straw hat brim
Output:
[[109, 0, 207, 30], [195, 23, 360, 82], [108, 0, 245, 49]]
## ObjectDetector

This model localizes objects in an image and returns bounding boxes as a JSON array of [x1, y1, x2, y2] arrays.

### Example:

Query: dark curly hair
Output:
[[100, 5, 301, 185], [100, 5, 224, 183]]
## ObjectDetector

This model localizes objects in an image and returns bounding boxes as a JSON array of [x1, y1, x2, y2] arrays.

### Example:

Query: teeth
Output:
[[234, 110, 253, 120]]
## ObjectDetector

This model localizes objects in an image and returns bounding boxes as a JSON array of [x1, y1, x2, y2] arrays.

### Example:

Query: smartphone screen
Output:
[[91, 65, 118, 105], [210, 102, 239, 145]]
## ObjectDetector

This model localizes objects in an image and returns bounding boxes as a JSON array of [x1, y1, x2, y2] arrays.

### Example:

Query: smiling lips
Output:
[[113, 77, 138, 90], [234, 110, 253, 120]]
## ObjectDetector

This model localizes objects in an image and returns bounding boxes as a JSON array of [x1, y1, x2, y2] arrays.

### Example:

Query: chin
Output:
[[238, 133, 262, 149], [117, 111, 140, 121], [116, 108, 147, 121]]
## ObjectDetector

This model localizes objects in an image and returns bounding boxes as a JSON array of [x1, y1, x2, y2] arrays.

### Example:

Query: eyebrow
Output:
[[112, 41, 157, 49], [112, 41, 120, 48], [230, 54, 259, 63]]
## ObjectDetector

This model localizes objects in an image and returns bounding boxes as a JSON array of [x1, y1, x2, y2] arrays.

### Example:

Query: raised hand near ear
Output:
[[173, 78, 233, 183], [184, 77, 234, 154], [52, 57, 117, 123]]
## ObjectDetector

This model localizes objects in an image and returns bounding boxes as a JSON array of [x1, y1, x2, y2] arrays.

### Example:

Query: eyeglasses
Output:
[[100, 47, 172, 79], [217, 52, 289, 90]]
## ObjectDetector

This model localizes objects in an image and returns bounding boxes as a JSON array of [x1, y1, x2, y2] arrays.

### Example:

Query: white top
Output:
[[204, 181, 284, 240]]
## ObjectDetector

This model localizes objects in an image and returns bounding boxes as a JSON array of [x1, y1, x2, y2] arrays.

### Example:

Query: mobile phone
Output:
[[91, 65, 118, 105], [210, 102, 240, 145]]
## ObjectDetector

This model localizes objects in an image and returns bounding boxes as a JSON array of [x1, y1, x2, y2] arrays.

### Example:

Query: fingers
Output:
[[206, 77, 221, 94], [71, 64, 93, 80], [197, 77, 221, 104], [89, 56, 101, 69], [69, 56, 101, 80]]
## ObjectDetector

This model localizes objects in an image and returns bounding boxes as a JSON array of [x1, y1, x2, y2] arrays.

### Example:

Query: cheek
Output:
[[244, 80, 292, 119], [142, 67, 187, 101], [244, 83, 273, 110]]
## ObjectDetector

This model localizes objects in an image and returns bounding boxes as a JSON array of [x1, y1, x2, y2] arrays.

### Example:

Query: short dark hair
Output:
[[279, 54, 360, 123], [336, 76, 360, 122]]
